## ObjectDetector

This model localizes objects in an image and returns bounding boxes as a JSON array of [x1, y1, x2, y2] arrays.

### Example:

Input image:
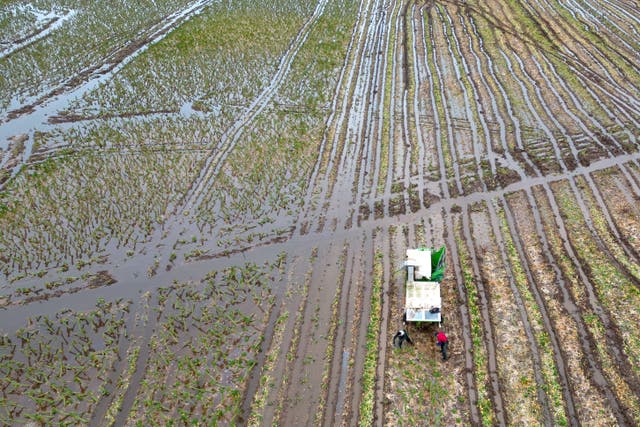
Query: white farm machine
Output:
[[403, 247, 446, 325]]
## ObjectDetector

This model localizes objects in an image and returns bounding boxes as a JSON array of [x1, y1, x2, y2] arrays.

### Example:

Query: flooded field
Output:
[[1, 0, 639, 425]]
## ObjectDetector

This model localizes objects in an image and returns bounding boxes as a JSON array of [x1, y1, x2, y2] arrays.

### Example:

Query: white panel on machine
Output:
[[405, 249, 431, 280]]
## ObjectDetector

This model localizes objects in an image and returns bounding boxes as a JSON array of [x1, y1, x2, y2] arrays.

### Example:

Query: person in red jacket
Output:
[[435, 330, 449, 360]]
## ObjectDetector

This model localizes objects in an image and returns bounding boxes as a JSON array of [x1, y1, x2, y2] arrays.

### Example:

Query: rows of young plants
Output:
[[193, 0, 360, 249], [63, 0, 316, 118], [0, 259, 280, 425], [0, 0, 197, 111], [0, 148, 199, 285], [0, 0, 359, 290], [124, 262, 277, 425], [0, 298, 130, 425]]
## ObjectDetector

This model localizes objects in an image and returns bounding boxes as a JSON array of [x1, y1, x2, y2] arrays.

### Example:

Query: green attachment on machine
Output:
[[430, 246, 446, 282]]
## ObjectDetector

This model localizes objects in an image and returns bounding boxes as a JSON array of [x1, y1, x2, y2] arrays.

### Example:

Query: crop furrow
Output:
[[511, 188, 616, 425], [323, 238, 365, 426], [536, 182, 633, 425], [294, 0, 378, 235], [562, 0, 640, 56], [373, 230, 392, 427], [181, 0, 330, 216], [466, 15, 541, 178], [424, 6, 465, 197], [447, 210, 485, 426], [498, 195, 577, 425], [279, 241, 347, 426], [442, 5, 493, 191], [461, 205, 507, 426], [523, 0, 640, 93], [345, 2, 390, 230], [480, 199, 554, 424], [514, 49, 640, 286], [268, 252, 317, 426], [244, 254, 306, 426], [342, 237, 376, 426]]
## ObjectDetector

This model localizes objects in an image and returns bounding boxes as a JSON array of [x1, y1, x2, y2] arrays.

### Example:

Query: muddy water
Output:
[[0, 0, 213, 160]]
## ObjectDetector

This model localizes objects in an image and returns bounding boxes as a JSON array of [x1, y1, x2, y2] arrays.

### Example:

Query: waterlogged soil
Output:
[[1, 0, 640, 426]]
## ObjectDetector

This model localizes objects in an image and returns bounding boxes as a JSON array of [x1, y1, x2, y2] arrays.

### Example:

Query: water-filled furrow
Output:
[[562, 0, 640, 55], [369, 1, 398, 206], [514, 0, 640, 113], [294, 0, 372, 235], [419, 7, 450, 200], [409, 3, 426, 210], [500, 194, 580, 425], [455, 12, 501, 177], [538, 182, 633, 425], [325, 241, 359, 426], [461, 205, 507, 426], [0, 10, 76, 60], [401, 90, 412, 212], [331, 16, 381, 228], [351, 7, 388, 226], [326, 0, 388, 231], [439, 5, 488, 191], [435, 5, 479, 190], [499, 49, 568, 174], [397, 3, 412, 213], [509, 51, 581, 163], [315, 0, 383, 230], [537, 53, 640, 194], [280, 241, 348, 426], [535, 55, 622, 153], [0, 0, 214, 148], [523, 53, 640, 284], [523, 0, 640, 94], [382, 1, 402, 218], [184, 0, 331, 215], [428, 6, 464, 196], [594, 0, 640, 30], [484, 199, 554, 424], [467, 16, 540, 178]]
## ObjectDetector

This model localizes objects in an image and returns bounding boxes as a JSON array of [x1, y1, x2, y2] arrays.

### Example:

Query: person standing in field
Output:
[[393, 329, 413, 348], [435, 330, 449, 360]]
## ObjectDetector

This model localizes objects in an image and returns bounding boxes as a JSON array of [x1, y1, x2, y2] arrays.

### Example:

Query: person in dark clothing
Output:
[[435, 331, 449, 360], [393, 329, 413, 348]]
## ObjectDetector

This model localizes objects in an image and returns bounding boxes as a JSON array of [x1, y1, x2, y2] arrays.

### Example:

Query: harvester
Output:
[[403, 247, 446, 325]]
